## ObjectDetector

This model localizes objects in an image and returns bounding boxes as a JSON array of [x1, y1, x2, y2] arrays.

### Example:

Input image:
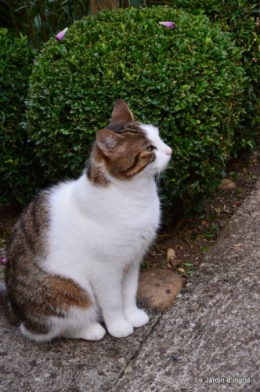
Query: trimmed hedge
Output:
[[0, 29, 42, 206], [26, 7, 247, 212], [174, 0, 260, 132]]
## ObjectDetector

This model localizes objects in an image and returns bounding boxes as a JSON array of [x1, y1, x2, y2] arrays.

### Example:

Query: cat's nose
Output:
[[165, 147, 172, 156]]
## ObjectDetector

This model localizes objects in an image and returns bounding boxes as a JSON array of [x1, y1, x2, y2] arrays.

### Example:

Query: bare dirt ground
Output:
[[1, 148, 260, 282]]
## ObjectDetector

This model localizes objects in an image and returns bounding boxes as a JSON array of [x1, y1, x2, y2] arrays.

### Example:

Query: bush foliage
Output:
[[26, 6, 248, 212], [174, 0, 260, 131], [0, 28, 42, 206]]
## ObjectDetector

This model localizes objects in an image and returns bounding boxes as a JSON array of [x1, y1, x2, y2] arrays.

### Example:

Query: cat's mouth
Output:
[[156, 152, 172, 173]]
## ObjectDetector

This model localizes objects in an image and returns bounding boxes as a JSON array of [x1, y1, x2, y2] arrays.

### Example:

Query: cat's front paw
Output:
[[125, 308, 149, 328], [107, 319, 134, 338]]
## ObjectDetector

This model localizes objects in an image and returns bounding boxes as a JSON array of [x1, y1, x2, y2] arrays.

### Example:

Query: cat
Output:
[[5, 99, 172, 342]]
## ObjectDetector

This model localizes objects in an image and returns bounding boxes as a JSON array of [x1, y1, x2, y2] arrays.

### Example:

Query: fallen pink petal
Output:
[[159, 21, 176, 30], [0, 256, 7, 265], [55, 27, 68, 41]]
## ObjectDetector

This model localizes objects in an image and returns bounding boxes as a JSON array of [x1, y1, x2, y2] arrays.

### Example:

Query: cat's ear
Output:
[[96, 129, 124, 157], [110, 99, 135, 123]]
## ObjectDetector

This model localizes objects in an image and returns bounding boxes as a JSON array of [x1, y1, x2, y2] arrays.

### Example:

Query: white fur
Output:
[[22, 125, 171, 341]]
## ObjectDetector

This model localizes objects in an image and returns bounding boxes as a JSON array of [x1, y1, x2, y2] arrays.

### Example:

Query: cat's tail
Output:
[[0, 281, 19, 325]]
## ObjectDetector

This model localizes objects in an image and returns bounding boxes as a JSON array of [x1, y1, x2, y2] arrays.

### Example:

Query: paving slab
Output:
[[1, 179, 260, 392]]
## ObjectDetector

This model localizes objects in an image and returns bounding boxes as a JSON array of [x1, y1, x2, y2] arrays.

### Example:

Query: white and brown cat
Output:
[[5, 100, 172, 342]]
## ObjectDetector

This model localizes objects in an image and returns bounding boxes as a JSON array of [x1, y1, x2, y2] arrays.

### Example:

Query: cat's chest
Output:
[[105, 183, 157, 221], [84, 190, 159, 240], [74, 178, 160, 228], [50, 180, 160, 262], [82, 198, 159, 263]]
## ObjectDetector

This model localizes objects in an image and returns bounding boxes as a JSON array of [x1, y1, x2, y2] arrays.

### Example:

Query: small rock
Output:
[[137, 268, 184, 310], [149, 250, 157, 257], [166, 248, 178, 267], [219, 179, 236, 190], [124, 366, 133, 374], [176, 244, 183, 250], [166, 248, 176, 262], [118, 358, 126, 365]]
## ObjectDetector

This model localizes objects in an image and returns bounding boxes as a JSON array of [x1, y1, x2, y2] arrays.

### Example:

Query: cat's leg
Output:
[[20, 319, 106, 342], [61, 322, 106, 341], [20, 322, 59, 343], [61, 305, 106, 341], [21, 305, 106, 342], [91, 270, 134, 338], [122, 263, 149, 328], [21, 321, 105, 342]]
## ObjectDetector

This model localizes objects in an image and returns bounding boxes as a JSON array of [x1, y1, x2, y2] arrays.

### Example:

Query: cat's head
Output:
[[88, 100, 172, 184]]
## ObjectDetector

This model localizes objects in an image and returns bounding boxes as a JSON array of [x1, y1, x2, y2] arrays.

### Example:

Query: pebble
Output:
[[124, 366, 133, 374], [118, 358, 126, 365], [219, 178, 236, 190], [166, 248, 179, 268]]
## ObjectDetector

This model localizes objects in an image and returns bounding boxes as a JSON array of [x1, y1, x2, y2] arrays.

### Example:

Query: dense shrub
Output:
[[0, 28, 42, 206], [26, 7, 247, 213], [173, 0, 260, 134]]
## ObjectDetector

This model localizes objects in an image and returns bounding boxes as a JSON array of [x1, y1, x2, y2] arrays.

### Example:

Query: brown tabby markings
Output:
[[87, 154, 110, 187], [87, 121, 155, 186], [6, 191, 92, 335]]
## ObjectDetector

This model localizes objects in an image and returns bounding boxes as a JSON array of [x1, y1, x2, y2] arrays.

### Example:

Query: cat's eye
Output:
[[146, 145, 156, 152]]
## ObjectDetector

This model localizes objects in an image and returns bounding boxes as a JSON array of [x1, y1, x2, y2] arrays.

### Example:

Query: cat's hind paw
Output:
[[62, 322, 106, 341], [107, 319, 134, 338], [83, 323, 106, 340], [125, 308, 149, 328]]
